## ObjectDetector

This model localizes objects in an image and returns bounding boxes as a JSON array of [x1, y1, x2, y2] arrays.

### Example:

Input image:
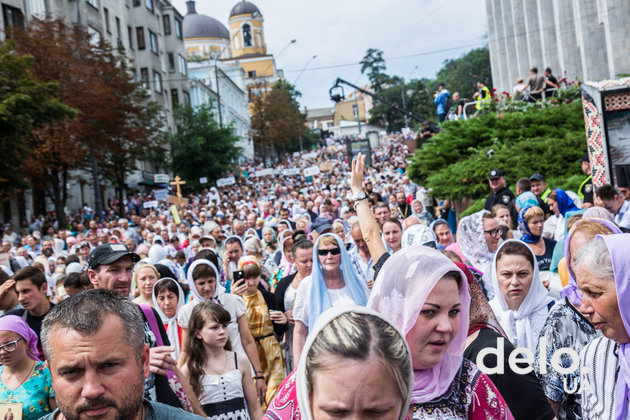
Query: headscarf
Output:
[[515, 191, 538, 210], [148, 244, 166, 265], [278, 235, 295, 276], [0, 315, 40, 361], [278, 220, 293, 232], [367, 246, 470, 404], [455, 262, 506, 338], [430, 219, 452, 250], [308, 233, 368, 329], [186, 259, 225, 301], [152, 277, 185, 360], [554, 189, 579, 217], [600, 234, 630, 420], [457, 210, 496, 299], [296, 306, 413, 420], [517, 205, 540, 244], [488, 239, 554, 352], [583, 206, 615, 223], [243, 228, 258, 240], [401, 224, 437, 249], [560, 217, 621, 306]]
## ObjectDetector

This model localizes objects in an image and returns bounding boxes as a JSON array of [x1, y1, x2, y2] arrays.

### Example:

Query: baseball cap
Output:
[[580, 153, 590, 163], [87, 243, 140, 270], [529, 173, 546, 182], [311, 217, 333, 235], [488, 169, 504, 179]]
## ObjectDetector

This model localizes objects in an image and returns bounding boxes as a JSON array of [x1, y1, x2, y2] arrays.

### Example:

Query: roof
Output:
[[183, 1, 230, 39], [230, 1, 260, 17], [307, 107, 335, 119]]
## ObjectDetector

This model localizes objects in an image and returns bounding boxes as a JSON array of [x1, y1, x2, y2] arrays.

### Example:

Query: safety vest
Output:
[[578, 174, 592, 200], [541, 188, 551, 203]]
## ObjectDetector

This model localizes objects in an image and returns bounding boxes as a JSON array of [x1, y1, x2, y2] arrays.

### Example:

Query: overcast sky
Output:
[[173, 0, 489, 110]]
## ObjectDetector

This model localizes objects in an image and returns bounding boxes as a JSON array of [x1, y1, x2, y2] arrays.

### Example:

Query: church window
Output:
[[242, 23, 252, 47]]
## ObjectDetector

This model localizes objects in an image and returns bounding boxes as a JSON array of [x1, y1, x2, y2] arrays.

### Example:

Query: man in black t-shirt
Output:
[[484, 169, 515, 211], [544, 68, 559, 98], [86, 243, 187, 408], [6, 266, 54, 358]]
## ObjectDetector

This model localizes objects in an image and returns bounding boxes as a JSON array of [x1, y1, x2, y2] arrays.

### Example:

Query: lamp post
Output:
[[294, 54, 317, 85]]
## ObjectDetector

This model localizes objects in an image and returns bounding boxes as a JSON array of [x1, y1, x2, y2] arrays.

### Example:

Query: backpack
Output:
[[443, 95, 452, 114]]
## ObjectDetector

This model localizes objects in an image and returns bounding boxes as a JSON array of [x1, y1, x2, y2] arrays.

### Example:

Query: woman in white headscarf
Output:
[[489, 240, 555, 353], [457, 210, 502, 299], [152, 277, 186, 360]]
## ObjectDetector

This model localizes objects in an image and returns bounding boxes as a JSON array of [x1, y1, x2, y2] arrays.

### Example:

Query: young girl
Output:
[[182, 301, 262, 420]]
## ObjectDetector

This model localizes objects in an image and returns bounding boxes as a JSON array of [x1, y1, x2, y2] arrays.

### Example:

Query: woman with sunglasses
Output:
[[0, 315, 57, 419], [291, 233, 368, 363]]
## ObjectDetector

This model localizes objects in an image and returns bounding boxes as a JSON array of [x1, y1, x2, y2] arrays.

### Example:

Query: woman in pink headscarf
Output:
[[0, 315, 57, 420], [367, 246, 513, 419]]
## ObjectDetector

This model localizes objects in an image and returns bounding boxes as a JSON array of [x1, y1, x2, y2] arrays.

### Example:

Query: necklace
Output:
[[205, 351, 229, 376], [2, 359, 36, 390]]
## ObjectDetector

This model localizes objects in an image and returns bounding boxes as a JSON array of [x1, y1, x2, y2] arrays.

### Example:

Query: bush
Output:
[[408, 100, 587, 205]]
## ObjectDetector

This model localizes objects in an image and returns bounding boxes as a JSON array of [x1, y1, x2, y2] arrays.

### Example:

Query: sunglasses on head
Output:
[[317, 247, 341, 256]]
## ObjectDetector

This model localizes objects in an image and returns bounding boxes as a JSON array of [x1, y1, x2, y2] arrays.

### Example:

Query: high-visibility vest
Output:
[[578, 174, 592, 200]]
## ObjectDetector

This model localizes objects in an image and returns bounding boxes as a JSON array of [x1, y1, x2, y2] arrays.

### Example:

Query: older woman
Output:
[[369, 247, 513, 418], [533, 218, 619, 418], [262, 226, 277, 257], [574, 234, 630, 419], [489, 240, 555, 353], [292, 233, 368, 363], [0, 316, 56, 419], [153, 277, 186, 360]]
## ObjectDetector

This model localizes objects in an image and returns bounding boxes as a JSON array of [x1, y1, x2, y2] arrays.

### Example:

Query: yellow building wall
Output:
[[334, 97, 369, 126], [236, 58, 275, 78], [229, 16, 266, 57]]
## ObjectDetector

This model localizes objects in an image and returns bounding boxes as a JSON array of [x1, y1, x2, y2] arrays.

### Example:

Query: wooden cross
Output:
[[170, 175, 186, 206]]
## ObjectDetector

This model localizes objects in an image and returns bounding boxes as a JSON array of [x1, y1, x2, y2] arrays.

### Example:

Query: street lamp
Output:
[[294, 54, 317, 85]]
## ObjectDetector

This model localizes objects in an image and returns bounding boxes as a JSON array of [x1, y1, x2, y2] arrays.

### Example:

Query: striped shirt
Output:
[[580, 336, 619, 420]]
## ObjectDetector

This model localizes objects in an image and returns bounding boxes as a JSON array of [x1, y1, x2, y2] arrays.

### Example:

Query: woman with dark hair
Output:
[[382, 217, 403, 253], [489, 240, 555, 353]]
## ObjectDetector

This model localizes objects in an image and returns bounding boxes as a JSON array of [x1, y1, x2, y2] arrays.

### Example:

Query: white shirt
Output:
[[615, 200, 630, 230]]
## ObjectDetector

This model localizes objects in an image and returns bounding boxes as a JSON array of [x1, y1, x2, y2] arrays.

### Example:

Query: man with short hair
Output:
[[530, 173, 552, 215], [0, 270, 20, 316], [86, 243, 194, 409], [373, 202, 390, 227], [434, 82, 451, 123], [349, 223, 373, 287], [6, 266, 53, 356], [39, 289, 203, 419], [484, 169, 515, 211], [523, 67, 546, 100], [596, 184, 630, 230]]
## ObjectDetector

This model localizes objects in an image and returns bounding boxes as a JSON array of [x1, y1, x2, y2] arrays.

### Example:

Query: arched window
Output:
[[242, 23, 252, 47]]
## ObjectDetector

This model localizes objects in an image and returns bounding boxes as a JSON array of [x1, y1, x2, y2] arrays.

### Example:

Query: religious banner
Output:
[[153, 189, 168, 202], [170, 205, 181, 225], [167, 195, 189, 206], [304, 166, 321, 177], [0, 253, 10, 269], [255, 169, 274, 177], [199, 177, 208, 184], [282, 168, 300, 176], [153, 174, 170, 184], [143, 200, 158, 209], [216, 176, 236, 187], [319, 162, 334, 172]]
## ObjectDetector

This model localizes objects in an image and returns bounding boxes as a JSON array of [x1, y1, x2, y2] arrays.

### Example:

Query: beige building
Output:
[[333, 88, 373, 126]]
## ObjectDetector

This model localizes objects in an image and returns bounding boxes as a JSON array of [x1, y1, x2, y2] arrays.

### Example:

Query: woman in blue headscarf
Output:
[[291, 233, 368, 363], [546, 189, 580, 241]]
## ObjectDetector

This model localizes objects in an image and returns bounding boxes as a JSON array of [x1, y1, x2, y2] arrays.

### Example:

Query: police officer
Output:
[[484, 169, 515, 211]]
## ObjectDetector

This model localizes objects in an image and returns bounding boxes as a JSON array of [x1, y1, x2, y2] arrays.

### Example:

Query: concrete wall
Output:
[[486, 0, 630, 92]]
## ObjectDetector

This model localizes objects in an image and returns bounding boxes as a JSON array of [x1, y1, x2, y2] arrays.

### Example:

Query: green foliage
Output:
[[360, 48, 390, 93], [369, 79, 434, 132], [169, 103, 241, 192], [408, 101, 587, 202], [0, 41, 76, 192], [434, 48, 492, 100]]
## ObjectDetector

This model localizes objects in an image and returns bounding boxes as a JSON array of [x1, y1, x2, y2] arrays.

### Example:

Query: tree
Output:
[[368, 79, 435, 132], [250, 80, 306, 160], [9, 19, 165, 221], [169, 103, 241, 192], [360, 48, 389, 93], [0, 41, 76, 195], [434, 47, 492, 101]]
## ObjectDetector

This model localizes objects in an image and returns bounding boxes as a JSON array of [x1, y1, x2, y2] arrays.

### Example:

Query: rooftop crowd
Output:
[[0, 133, 629, 420]]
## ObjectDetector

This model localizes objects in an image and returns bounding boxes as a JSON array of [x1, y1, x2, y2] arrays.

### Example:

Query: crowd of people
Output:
[[0, 132, 629, 420]]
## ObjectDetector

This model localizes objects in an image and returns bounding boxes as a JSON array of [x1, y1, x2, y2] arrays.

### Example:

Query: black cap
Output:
[[581, 153, 590, 163], [311, 217, 333, 235], [87, 243, 140, 270], [529, 173, 546, 182], [488, 169, 504, 179]]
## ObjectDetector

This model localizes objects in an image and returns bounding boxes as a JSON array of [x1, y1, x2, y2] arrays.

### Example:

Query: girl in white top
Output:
[[182, 301, 262, 420]]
